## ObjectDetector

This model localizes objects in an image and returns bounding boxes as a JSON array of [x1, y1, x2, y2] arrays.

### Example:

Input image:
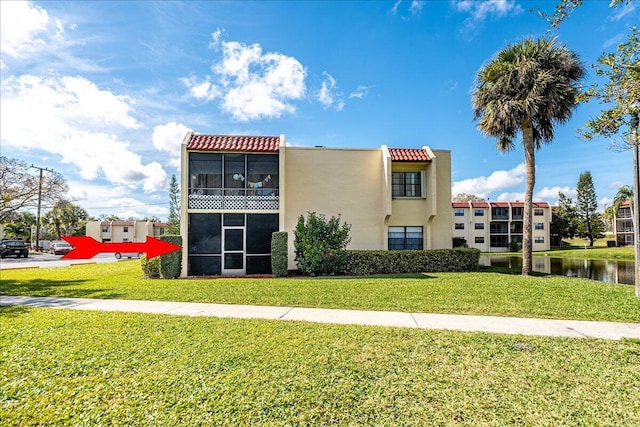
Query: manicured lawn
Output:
[[1, 307, 639, 426], [1, 261, 639, 322], [534, 245, 634, 260]]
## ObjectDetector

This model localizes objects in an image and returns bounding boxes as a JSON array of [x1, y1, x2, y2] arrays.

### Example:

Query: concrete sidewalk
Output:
[[2, 295, 639, 340]]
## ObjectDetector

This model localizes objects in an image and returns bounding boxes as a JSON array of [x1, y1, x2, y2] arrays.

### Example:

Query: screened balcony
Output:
[[188, 152, 279, 211]]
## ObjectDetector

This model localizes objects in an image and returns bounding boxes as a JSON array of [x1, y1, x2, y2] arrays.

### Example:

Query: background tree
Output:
[[167, 174, 180, 234], [537, 0, 633, 28], [575, 171, 605, 246], [43, 200, 88, 238], [0, 156, 68, 222], [472, 37, 584, 275], [452, 193, 486, 202], [551, 192, 579, 241]]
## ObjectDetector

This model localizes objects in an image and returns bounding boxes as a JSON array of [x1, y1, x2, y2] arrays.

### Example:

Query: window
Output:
[[454, 223, 464, 230], [534, 209, 544, 216], [123, 226, 129, 232], [101, 226, 109, 233], [534, 223, 544, 230], [388, 226, 423, 250], [392, 172, 421, 197], [475, 236, 484, 244], [474, 209, 484, 216], [490, 235, 509, 247], [454, 209, 465, 217], [535, 236, 545, 243], [474, 223, 484, 230], [511, 207, 523, 219], [491, 207, 509, 219]]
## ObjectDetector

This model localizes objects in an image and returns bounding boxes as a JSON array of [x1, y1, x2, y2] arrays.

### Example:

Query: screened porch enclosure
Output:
[[188, 213, 279, 276], [188, 153, 279, 210]]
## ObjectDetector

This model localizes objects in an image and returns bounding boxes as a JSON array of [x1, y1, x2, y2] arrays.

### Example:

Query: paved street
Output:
[[0, 253, 120, 270]]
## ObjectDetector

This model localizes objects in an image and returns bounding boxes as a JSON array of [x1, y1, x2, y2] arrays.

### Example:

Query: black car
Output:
[[0, 240, 29, 258]]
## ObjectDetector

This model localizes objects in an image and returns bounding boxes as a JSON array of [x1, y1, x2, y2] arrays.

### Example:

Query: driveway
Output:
[[0, 253, 120, 270]]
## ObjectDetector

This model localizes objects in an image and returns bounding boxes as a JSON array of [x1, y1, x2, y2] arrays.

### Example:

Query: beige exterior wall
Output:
[[282, 146, 453, 269], [85, 221, 166, 243], [283, 147, 386, 268], [179, 133, 454, 275]]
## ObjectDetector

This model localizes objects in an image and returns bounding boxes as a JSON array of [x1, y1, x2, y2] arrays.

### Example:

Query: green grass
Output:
[[1, 261, 639, 322], [534, 246, 635, 260], [1, 307, 638, 426]]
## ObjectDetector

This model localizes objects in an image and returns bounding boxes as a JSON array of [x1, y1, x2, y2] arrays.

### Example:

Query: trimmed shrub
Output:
[[341, 248, 480, 276], [294, 212, 351, 276], [159, 235, 182, 279], [141, 253, 160, 278], [271, 231, 288, 277]]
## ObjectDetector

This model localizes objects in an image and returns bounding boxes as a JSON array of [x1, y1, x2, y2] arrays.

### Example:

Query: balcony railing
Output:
[[188, 188, 279, 210]]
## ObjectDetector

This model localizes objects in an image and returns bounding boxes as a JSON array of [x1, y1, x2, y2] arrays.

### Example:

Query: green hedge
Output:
[[341, 248, 481, 276], [159, 235, 182, 279], [141, 254, 160, 279], [271, 231, 288, 277]]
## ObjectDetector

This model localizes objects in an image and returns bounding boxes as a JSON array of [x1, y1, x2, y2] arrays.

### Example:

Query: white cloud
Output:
[[152, 122, 192, 167], [610, 2, 636, 21], [182, 39, 307, 121], [454, 0, 521, 20], [453, 0, 522, 34], [0, 0, 50, 58], [209, 28, 226, 50], [390, 0, 424, 17], [180, 76, 221, 101], [349, 85, 373, 99], [318, 72, 344, 110], [452, 163, 525, 198], [1, 74, 167, 192]]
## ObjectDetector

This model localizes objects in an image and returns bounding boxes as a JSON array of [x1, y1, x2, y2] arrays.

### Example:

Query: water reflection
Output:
[[479, 256, 635, 285]]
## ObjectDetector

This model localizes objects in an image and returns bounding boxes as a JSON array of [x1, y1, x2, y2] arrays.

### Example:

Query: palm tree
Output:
[[613, 184, 633, 217], [473, 37, 584, 275]]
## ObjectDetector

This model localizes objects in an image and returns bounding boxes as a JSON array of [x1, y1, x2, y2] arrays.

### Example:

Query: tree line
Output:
[[1, 156, 181, 242]]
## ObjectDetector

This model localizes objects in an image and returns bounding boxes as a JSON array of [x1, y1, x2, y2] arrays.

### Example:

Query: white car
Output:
[[114, 251, 143, 259]]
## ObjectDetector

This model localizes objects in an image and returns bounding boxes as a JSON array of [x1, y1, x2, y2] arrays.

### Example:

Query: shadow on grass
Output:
[[0, 278, 125, 299], [0, 305, 31, 317], [302, 273, 439, 280]]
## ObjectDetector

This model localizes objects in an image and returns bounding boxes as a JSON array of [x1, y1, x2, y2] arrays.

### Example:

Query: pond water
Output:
[[479, 256, 635, 285]]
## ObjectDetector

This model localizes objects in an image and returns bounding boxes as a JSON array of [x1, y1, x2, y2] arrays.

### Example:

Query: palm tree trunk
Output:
[[522, 119, 535, 276]]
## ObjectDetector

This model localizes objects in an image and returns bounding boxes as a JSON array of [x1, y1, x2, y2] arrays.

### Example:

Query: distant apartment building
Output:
[[613, 201, 634, 246], [85, 221, 167, 243], [452, 201, 551, 252]]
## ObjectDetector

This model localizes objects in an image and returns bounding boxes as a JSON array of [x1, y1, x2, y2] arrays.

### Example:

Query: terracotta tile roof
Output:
[[452, 202, 469, 208], [471, 202, 490, 208], [389, 148, 431, 162], [510, 202, 550, 208], [187, 134, 280, 152]]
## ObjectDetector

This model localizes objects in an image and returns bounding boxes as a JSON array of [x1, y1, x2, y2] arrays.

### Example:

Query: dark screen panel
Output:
[[188, 256, 221, 276], [188, 213, 221, 254], [246, 255, 272, 274], [246, 214, 279, 254]]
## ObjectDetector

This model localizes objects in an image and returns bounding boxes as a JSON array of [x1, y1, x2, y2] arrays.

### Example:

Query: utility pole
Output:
[[30, 165, 54, 251], [631, 110, 640, 298]]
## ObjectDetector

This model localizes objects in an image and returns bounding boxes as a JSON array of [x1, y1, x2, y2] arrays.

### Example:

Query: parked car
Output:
[[0, 240, 29, 258], [115, 251, 142, 259], [50, 241, 73, 255]]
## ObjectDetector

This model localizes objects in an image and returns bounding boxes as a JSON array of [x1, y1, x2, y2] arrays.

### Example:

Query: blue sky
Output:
[[1, 0, 638, 220]]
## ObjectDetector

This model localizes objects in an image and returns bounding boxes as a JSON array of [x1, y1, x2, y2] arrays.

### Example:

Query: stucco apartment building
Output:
[[613, 201, 634, 246], [180, 133, 453, 277], [452, 201, 551, 252], [86, 221, 167, 243]]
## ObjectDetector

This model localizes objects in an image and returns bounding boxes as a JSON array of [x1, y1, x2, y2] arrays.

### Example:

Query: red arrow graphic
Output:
[[60, 236, 181, 260]]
